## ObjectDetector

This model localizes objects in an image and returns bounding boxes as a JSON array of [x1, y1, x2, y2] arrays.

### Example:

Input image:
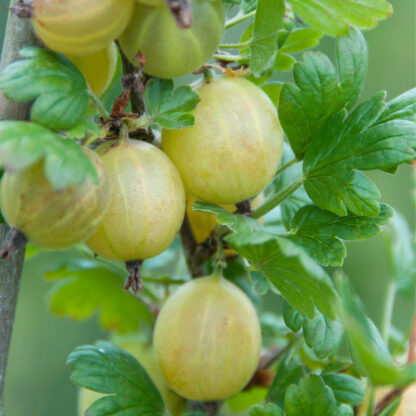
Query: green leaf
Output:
[[278, 28, 367, 159], [67, 341, 164, 416], [336, 27, 368, 109], [321, 374, 365, 406], [383, 211, 416, 299], [45, 261, 153, 334], [303, 311, 344, 359], [0, 121, 98, 190], [192, 201, 261, 233], [64, 117, 101, 141], [283, 301, 303, 332], [267, 353, 304, 403], [0, 47, 89, 130], [335, 404, 354, 416], [288, 203, 393, 266], [303, 93, 416, 216], [287, 0, 392, 36], [284, 375, 337, 416], [248, 270, 270, 295], [261, 82, 282, 108], [378, 88, 416, 123], [250, 0, 285, 75], [275, 53, 296, 71], [280, 28, 322, 53], [250, 403, 284, 416], [338, 278, 416, 387], [226, 231, 338, 319], [144, 78, 200, 129]]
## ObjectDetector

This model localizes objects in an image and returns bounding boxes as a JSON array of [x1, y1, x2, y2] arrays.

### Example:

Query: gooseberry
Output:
[[86, 139, 185, 262], [119, 0, 225, 78], [162, 77, 284, 204], [69, 43, 118, 97], [154, 273, 261, 401], [0, 148, 111, 249], [32, 0, 134, 56]]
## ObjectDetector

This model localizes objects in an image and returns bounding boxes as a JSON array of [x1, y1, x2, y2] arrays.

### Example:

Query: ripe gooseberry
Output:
[[0, 148, 111, 249], [154, 273, 261, 401], [78, 340, 185, 416], [119, 0, 225, 78], [86, 139, 185, 262], [69, 43, 118, 97], [162, 77, 284, 204], [31, 0, 134, 56]]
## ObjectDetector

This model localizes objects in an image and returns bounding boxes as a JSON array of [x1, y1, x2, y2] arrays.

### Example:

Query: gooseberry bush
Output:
[[0, 0, 415, 415]]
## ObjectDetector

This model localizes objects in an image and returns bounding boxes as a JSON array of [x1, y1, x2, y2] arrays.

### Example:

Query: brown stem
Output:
[[203, 401, 220, 416], [0, 228, 27, 260], [0, 3, 39, 413], [407, 313, 416, 365], [179, 214, 217, 278], [374, 388, 402, 415], [125, 260, 144, 293], [168, 0, 193, 28]]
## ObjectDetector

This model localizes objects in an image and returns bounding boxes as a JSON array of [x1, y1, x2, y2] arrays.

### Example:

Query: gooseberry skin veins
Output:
[[0, 148, 111, 249], [162, 77, 284, 205], [32, 0, 134, 56], [86, 139, 185, 262], [154, 274, 262, 401], [119, 0, 225, 78]]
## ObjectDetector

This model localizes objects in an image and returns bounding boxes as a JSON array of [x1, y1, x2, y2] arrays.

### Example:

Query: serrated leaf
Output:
[[275, 53, 296, 71], [267, 352, 304, 403], [377, 88, 416, 123], [0, 47, 89, 130], [144, 78, 200, 129], [303, 93, 416, 216], [288, 0, 392, 36], [338, 278, 416, 387], [336, 27, 368, 109], [250, 0, 285, 75], [64, 117, 100, 141], [284, 375, 337, 416], [280, 28, 322, 53], [383, 211, 416, 299], [321, 374, 365, 406], [283, 301, 303, 332], [45, 261, 152, 334], [288, 203, 393, 266], [278, 28, 367, 159], [67, 341, 164, 416], [303, 311, 344, 359], [226, 231, 338, 319], [0, 121, 98, 189], [192, 201, 261, 233], [250, 403, 284, 416]]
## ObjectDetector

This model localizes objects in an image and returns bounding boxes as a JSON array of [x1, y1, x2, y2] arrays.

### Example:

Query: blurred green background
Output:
[[0, 0, 415, 415]]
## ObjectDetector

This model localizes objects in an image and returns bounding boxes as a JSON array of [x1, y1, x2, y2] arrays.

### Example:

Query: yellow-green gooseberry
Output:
[[32, 0, 134, 56], [119, 0, 225, 78], [86, 139, 185, 262], [154, 273, 262, 401], [0, 148, 111, 249], [162, 77, 284, 204]]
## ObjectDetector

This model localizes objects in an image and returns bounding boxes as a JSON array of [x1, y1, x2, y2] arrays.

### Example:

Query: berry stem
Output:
[[251, 176, 304, 219], [225, 10, 256, 29], [88, 90, 110, 121], [274, 157, 298, 178]]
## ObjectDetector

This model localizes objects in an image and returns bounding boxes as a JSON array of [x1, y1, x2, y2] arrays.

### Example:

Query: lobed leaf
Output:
[[45, 261, 153, 334], [284, 374, 337, 416], [287, 0, 392, 36], [250, 0, 285, 75], [226, 230, 338, 319], [288, 203, 393, 266], [144, 78, 200, 129], [250, 403, 284, 416], [0, 121, 98, 190], [321, 373, 365, 407], [0, 47, 89, 130], [67, 341, 164, 416], [338, 278, 416, 387], [283, 300, 303, 332]]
